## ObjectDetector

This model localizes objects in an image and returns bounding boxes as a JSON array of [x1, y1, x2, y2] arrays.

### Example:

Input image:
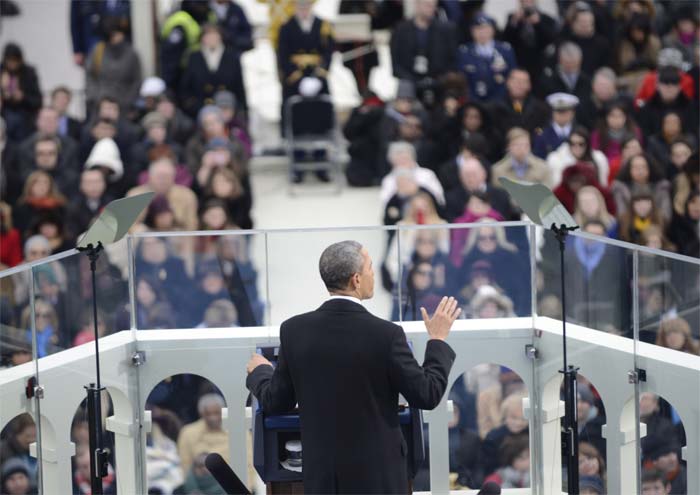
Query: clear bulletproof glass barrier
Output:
[[266, 228, 393, 324], [0, 266, 41, 494], [131, 231, 267, 329], [636, 249, 700, 495], [534, 227, 637, 494]]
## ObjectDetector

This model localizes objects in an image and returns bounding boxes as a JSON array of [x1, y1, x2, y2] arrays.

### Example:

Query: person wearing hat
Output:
[[179, 23, 248, 118], [0, 42, 42, 142], [390, 0, 458, 102], [214, 89, 252, 158], [84, 136, 125, 198], [0, 457, 33, 495], [131, 111, 184, 171], [634, 48, 696, 108], [636, 65, 698, 137], [532, 92, 580, 159], [458, 12, 516, 102]]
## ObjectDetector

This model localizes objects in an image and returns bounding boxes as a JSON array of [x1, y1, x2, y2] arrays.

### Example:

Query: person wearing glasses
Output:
[[546, 126, 609, 188]]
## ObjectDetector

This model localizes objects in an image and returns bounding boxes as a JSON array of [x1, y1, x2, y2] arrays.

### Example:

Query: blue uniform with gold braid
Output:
[[458, 40, 516, 102]]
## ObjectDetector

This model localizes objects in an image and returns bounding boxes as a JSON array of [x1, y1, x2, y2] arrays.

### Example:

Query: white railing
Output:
[[2, 316, 699, 495]]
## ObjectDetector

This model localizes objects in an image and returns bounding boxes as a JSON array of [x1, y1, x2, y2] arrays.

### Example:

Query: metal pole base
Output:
[[85, 383, 110, 495], [560, 365, 580, 495]]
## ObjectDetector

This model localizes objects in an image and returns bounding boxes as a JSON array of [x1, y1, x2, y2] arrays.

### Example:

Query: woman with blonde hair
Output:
[[20, 298, 60, 357], [578, 441, 607, 487], [384, 191, 448, 286], [457, 219, 529, 315], [12, 171, 66, 239], [656, 317, 699, 355], [574, 186, 618, 238]]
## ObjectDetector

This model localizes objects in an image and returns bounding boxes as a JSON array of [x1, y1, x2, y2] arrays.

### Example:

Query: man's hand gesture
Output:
[[420, 296, 461, 341]]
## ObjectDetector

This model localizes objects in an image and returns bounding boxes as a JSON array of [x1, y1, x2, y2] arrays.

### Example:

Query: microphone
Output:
[[204, 453, 251, 495], [477, 481, 502, 495]]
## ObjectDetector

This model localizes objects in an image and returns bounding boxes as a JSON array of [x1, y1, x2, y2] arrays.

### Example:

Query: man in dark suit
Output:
[[487, 68, 550, 136], [246, 241, 460, 494]]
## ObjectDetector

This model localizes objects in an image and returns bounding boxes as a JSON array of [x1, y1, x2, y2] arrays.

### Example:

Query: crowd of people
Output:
[[0, 0, 699, 493]]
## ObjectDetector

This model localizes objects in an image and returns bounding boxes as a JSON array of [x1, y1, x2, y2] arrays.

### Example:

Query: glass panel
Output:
[[266, 228, 391, 324], [132, 232, 267, 329], [397, 223, 532, 322], [0, 267, 40, 494]]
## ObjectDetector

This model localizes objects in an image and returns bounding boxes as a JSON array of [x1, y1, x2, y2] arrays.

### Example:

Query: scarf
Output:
[[203, 44, 224, 72], [24, 196, 64, 209], [574, 237, 606, 279]]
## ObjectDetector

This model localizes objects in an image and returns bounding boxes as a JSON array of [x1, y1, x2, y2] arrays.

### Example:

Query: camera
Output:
[[523, 7, 535, 17]]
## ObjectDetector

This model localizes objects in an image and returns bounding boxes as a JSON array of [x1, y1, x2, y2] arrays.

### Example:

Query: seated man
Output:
[[492, 127, 552, 188], [488, 68, 550, 136], [177, 393, 230, 474]]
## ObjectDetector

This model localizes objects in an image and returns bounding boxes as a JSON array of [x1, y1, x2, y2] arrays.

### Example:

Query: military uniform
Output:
[[532, 92, 579, 159], [458, 40, 516, 102]]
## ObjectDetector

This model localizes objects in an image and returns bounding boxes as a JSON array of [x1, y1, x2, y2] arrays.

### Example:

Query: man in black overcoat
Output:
[[247, 240, 460, 494]]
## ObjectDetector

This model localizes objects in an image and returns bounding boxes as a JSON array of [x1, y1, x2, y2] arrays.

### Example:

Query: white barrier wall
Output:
[[1, 317, 699, 495]]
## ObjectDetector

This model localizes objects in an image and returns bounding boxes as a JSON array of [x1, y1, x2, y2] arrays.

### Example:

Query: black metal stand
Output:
[[77, 242, 110, 495], [551, 223, 580, 495]]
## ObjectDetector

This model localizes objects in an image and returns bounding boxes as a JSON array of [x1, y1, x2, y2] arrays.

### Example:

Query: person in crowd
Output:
[[635, 48, 696, 110], [73, 445, 116, 495], [661, 7, 698, 66], [143, 194, 183, 233], [50, 86, 82, 141], [488, 68, 550, 137], [193, 136, 247, 195], [636, 66, 698, 137], [214, 90, 252, 158], [136, 76, 167, 120], [209, 0, 254, 53], [655, 317, 699, 355], [482, 434, 530, 489], [18, 296, 59, 358], [647, 114, 696, 176], [671, 152, 698, 215], [85, 16, 142, 114], [476, 366, 526, 439], [145, 406, 185, 494], [156, 91, 196, 146], [619, 191, 666, 245], [0, 43, 42, 141], [458, 12, 516, 102], [70, 0, 131, 67], [83, 136, 126, 200], [503, 0, 558, 81], [577, 384, 606, 457], [557, 2, 610, 76], [640, 224, 676, 252], [72, 308, 107, 347], [574, 185, 618, 238], [437, 133, 488, 193], [492, 127, 552, 188], [642, 435, 686, 495], [380, 141, 444, 210], [537, 42, 591, 107], [480, 391, 528, 476], [456, 220, 529, 314], [382, 171, 439, 232], [276, 0, 333, 133], [199, 299, 238, 328], [131, 112, 184, 172], [469, 284, 516, 319], [79, 95, 137, 163], [447, 101, 502, 164], [0, 414, 36, 483], [547, 126, 609, 187], [202, 167, 252, 230], [450, 190, 505, 263], [0, 202, 22, 267], [579, 476, 605, 495], [177, 393, 229, 474], [608, 134, 643, 184], [21, 134, 80, 198], [615, 13, 661, 94], [577, 67, 628, 130], [179, 23, 247, 118], [215, 235, 263, 326], [18, 107, 79, 187], [185, 105, 230, 175], [533, 93, 579, 160], [343, 91, 389, 187], [641, 469, 672, 495], [390, 0, 457, 105], [159, 0, 211, 91], [548, 220, 630, 332], [128, 156, 199, 231], [0, 457, 33, 495], [30, 212, 73, 254], [121, 274, 165, 329], [579, 442, 607, 489], [554, 162, 616, 214], [611, 153, 671, 221], [384, 192, 448, 288], [181, 452, 221, 495], [591, 101, 643, 164], [640, 392, 678, 455], [668, 188, 699, 258], [188, 258, 232, 326], [12, 171, 66, 240], [197, 200, 236, 255]]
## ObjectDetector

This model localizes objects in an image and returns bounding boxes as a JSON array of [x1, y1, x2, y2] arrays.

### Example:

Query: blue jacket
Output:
[[532, 124, 567, 159], [70, 0, 131, 56], [458, 41, 516, 102]]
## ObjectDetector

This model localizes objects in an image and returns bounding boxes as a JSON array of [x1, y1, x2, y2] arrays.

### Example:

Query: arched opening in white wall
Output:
[[574, 374, 607, 495], [144, 374, 228, 494], [70, 392, 117, 494], [639, 392, 687, 495], [436, 364, 529, 492], [0, 413, 38, 495]]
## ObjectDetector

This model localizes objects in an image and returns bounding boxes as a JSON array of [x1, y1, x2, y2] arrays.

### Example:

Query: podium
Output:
[[252, 346, 425, 494]]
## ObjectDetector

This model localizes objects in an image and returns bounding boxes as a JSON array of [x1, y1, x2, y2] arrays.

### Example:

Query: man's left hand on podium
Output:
[[247, 353, 272, 374]]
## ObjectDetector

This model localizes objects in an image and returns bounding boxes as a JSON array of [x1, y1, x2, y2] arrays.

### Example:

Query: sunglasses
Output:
[[478, 235, 496, 241], [36, 312, 52, 318], [570, 140, 586, 147]]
